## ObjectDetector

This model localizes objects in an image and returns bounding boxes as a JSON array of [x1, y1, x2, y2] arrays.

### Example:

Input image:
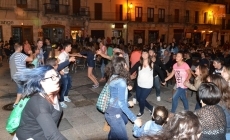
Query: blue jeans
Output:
[[154, 76, 160, 97], [105, 107, 128, 140], [226, 133, 230, 140], [100, 62, 105, 78], [136, 85, 153, 114], [60, 73, 72, 102], [13, 78, 23, 93], [171, 87, 189, 113], [195, 101, 201, 110]]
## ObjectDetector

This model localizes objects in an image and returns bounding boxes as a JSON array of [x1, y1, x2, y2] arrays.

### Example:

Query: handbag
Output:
[[6, 97, 30, 133], [96, 83, 110, 113]]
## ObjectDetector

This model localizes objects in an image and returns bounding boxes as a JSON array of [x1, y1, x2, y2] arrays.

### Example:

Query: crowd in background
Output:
[[4, 34, 230, 139]]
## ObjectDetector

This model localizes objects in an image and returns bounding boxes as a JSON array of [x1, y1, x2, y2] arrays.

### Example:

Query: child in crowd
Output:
[[133, 106, 168, 137]]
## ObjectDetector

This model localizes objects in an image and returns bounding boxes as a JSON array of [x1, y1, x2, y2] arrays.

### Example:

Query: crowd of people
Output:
[[5, 36, 230, 139]]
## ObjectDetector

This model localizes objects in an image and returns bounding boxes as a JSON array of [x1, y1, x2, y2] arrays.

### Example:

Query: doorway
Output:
[[148, 30, 159, 43], [72, 0, 80, 15], [133, 30, 145, 45], [12, 26, 33, 44], [42, 24, 65, 43]]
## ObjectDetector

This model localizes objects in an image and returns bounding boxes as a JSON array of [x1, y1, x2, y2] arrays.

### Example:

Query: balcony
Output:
[[187, 0, 225, 4], [89, 12, 222, 25], [44, 3, 69, 15], [224, 24, 230, 30], [79, 7, 90, 16], [0, 1, 38, 11]]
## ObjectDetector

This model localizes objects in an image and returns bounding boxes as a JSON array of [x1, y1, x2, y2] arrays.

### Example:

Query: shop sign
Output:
[[0, 21, 14, 25]]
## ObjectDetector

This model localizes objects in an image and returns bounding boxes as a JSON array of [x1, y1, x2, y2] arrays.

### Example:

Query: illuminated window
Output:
[[135, 7, 142, 22]]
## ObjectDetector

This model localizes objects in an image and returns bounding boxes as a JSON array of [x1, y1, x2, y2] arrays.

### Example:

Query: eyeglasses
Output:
[[42, 74, 61, 81]]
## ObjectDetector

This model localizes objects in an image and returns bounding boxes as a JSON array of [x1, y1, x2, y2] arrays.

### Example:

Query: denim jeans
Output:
[[60, 73, 72, 102], [154, 76, 161, 97], [136, 85, 153, 114], [171, 87, 189, 113], [105, 107, 128, 140], [195, 101, 201, 110], [100, 62, 105, 78]]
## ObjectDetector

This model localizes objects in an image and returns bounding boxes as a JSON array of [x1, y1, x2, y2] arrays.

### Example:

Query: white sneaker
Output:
[[133, 98, 137, 104], [92, 84, 99, 89], [60, 102, 67, 108], [64, 96, 71, 102], [157, 96, 161, 101]]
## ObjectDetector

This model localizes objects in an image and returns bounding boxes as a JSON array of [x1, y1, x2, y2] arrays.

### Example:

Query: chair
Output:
[[77, 57, 86, 70]]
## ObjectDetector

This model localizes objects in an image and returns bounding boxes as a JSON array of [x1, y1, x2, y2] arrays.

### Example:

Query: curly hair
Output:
[[139, 111, 202, 140], [14, 65, 54, 98], [105, 57, 131, 85]]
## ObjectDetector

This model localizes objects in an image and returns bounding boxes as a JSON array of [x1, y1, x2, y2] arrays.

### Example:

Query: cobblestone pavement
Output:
[[0, 61, 197, 140]]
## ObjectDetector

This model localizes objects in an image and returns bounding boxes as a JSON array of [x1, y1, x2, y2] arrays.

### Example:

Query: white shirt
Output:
[[58, 51, 69, 74], [137, 66, 154, 88], [138, 38, 143, 44]]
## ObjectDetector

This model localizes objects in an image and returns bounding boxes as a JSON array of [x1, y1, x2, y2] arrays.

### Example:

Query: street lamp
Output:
[[129, 3, 133, 9]]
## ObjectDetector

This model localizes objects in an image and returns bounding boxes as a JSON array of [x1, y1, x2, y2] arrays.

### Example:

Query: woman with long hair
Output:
[[207, 74, 230, 139], [104, 57, 141, 140], [130, 49, 166, 117], [138, 111, 202, 140], [13, 65, 67, 140], [79, 46, 99, 88], [23, 39, 31, 55], [184, 64, 209, 109]]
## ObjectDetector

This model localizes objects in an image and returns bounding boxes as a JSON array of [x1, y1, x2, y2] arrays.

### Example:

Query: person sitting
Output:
[[138, 111, 202, 140], [133, 106, 168, 137]]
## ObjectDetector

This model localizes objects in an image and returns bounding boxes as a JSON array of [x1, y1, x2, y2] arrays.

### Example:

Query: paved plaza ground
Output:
[[0, 60, 197, 140]]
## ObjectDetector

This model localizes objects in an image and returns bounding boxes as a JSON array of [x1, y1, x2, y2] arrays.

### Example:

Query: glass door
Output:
[[12, 27, 22, 43]]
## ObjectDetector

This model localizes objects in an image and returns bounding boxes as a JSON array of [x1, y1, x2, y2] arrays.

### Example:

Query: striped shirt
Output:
[[9, 52, 27, 78]]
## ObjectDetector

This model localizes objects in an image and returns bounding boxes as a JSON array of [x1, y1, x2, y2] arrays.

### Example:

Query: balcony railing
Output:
[[89, 12, 222, 25], [44, 3, 69, 15], [79, 7, 90, 16], [187, 0, 225, 4], [0, 1, 38, 10], [224, 24, 230, 30]]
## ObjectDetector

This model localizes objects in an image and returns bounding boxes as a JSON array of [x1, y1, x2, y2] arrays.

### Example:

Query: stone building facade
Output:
[[0, 0, 228, 45], [0, 0, 86, 43]]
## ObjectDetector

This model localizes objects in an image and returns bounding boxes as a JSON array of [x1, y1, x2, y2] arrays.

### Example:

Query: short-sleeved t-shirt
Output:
[[9, 52, 28, 78], [58, 51, 69, 74], [173, 62, 190, 88], [130, 51, 141, 68]]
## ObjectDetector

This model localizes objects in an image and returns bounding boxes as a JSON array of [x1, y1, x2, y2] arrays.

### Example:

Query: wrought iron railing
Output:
[[44, 3, 69, 15]]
